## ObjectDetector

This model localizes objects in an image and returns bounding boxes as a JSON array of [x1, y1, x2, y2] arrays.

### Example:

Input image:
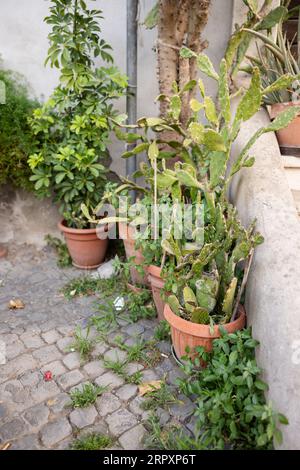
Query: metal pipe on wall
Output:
[[126, 0, 138, 201]]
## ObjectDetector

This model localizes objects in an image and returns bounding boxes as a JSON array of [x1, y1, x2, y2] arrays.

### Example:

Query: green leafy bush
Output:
[[178, 328, 288, 449], [28, 0, 127, 228], [0, 66, 38, 190]]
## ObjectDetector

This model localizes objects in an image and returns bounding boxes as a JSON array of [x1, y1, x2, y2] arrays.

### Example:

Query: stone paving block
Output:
[[0, 333, 18, 345], [94, 371, 124, 389], [47, 393, 71, 414], [115, 384, 138, 401], [90, 341, 109, 358], [129, 396, 147, 416], [56, 336, 74, 353], [32, 344, 62, 365], [103, 348, 127, 363], [119, 424, 146, 450], [0, 417, 28, 441], [141, 369, 159, 382], [20, 331, 45, 349], [42, 329, 61, 344], [31, 380, 60, 403], [125, 362, 144, 376], [56, 369, 85, 391], [0, 354, 37, 384], [106, 409, 138, 437], [169, 395, 194, 420], [6, 340, 26, 360], [83, 360, 106, 378], [23, 403, 50, 430], [40, 418, 72, 448], [62, 352, 81, 370], [156, 341, 171, 355], [69, 405, 98, 429], [10, 434, 41, 450], [41, 360, 67, 377], [95, 392, 121, 417], [57, 325, 76, 336], [124, 324, 145, 336]]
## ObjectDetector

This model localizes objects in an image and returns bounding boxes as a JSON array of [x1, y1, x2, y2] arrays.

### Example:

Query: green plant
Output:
[[0, 64, 38, 190], [178, 328, 288, 449], [154, 321, 171, 341], [45, 235, 72, 268], [28, 0, 127, 229], [142, 381, 178, 411], [126, 289, 156, 322], [70, 433, 113, 450], [62, 276, 103, 298], [70, 383, 107, 408], [103, 357, 143, 385], [69, 325, 94, 360]]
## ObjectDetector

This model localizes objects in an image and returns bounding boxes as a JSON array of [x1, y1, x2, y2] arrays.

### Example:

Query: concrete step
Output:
[[282, 156, 300, 217]]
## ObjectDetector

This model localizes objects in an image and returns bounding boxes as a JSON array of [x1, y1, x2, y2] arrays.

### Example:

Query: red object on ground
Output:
[[0, 245, 7, 258], [43, 371, 53, 381]]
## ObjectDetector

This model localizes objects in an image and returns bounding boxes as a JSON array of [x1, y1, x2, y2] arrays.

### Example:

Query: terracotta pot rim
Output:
[[270, 100, 300, 109], [58, 220, 110, 235], [164, 303, 246, 338]]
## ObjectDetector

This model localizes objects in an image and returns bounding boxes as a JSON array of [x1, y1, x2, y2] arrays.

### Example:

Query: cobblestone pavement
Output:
[[0, 245, 193, 450]]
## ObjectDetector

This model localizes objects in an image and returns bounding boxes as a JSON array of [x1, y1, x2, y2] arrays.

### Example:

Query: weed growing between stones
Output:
[[70, 383, 108, 408], [70, 433, 113, 450]]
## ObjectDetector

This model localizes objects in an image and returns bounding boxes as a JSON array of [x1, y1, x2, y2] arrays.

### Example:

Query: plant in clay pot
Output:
[[28, 0, 127, 269], [116, 45, 300, 358]]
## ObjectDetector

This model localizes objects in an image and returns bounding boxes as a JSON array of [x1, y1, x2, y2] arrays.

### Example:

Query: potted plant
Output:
[[242, 4, 300, 152], [28, 0, 127, 269], [117, 47, 300, 358]]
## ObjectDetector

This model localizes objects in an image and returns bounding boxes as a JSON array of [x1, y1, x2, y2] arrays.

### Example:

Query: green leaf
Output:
[[198, 79, 205, 97], [181, 80, 197, 93], [243, 156, 255, 168], [176, 169, 202, 189], [242, 0, 258, 14], [148, 141, 159, 162], [167, 295, 181, 315], [218, 59, 231, 124], [170, 95, 181, 120], [263, 74, 300, 97], [210, 151, 227, 188], [267, 106, 300, 132], [188, 122, 204, 144], [190, 98, 203, 113], [180, 47, 197, 59], [255, 6, 288, 31], [278, 413, 289, 425], [235, 67, 261, 122], [204, 130, 226, 152], [143, 2, 159, 29], [196, 54, 219, 81], [254, 380, 268, 391], [156, 172, 177, 189], [204, 97, 218, 125]]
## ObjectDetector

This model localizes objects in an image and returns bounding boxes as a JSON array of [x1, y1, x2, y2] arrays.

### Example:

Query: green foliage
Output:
[[28, 0, 127, 228], [126, 289, 156, 323], [103, 356, 143, 385], [69, 326, 94, 360], [70, 383, 107, 408], [0, 66, 38, 190], [154, 321, 170, 341], [142, 381, 178, 411], [45, 235, 72, 268], [70, 433, 113, 450], [61, 275, 122, 299], [178, 328, 288, 449]]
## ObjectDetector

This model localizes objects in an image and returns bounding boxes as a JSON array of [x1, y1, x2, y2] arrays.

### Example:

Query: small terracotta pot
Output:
[[58, 220, 109, 270], [269, 101, 300, 148], [164, 303, 246, 360], [147, 265, 166, 322], [118, 222, 149, 286]]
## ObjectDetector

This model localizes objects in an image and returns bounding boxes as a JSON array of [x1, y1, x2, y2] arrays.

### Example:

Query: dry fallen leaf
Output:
[[138, 380, 163, 396], [47, 398, 57, 407], [8, 299, 25, 310], [1, 443, 11, 450]]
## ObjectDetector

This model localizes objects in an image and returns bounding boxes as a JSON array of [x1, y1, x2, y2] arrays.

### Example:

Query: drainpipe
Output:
[[126, 0, 138, 202]]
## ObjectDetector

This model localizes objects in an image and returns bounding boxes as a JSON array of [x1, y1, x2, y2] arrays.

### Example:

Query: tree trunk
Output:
[[157, 0, 211, 127]]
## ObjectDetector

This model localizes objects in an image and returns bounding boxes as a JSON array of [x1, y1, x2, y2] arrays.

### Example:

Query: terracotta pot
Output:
[[118, 222, 149, 286], [58, 220, 109, 270], [164, 303, 246, 360], [147, 265, 166, 322], [269, 101, 300, 148]]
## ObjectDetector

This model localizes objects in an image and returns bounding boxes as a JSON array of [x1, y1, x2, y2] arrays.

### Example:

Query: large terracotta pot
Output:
[[269, 101, 300, 149], [147, 265, 166, 322], [58, 220, 109, 270], [118, 222, 149, 286], [164, 303, 246, 360]]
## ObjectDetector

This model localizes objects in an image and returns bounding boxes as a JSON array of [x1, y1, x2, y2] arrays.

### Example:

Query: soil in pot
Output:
[[269, 101, 300, 153], [59, 220, 109, 270], [164, 303, 246, 360], [147, 265, 166, 322], [118, 222, 149, 286]]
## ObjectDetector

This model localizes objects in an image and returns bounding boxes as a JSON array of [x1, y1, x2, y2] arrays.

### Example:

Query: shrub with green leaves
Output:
[[0, 65, 38, 190], [28, 0, 127, 228], [178, 328, 288, 449]]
